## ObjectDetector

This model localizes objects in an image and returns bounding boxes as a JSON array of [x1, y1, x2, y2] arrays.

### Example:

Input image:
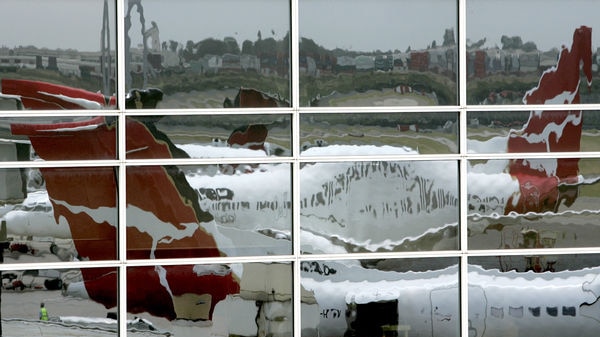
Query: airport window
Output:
[[1, 0, 600, 336]]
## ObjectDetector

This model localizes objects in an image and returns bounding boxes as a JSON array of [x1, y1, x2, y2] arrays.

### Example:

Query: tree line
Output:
[[173, 31, 290, 63]]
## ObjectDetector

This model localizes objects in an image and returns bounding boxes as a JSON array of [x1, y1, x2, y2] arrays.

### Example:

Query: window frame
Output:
[[0, 1, 599, 336]]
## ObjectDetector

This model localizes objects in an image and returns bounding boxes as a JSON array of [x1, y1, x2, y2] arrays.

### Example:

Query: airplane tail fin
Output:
[[505, 26, 592, 213], [6, 80, 239, 321], [227, 124, 269, 151], [509, 26, 591, 160], [1, 79, 116, 109]]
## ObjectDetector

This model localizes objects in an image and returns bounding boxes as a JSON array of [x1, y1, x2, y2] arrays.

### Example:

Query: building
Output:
[[1, 2, 599, 337]]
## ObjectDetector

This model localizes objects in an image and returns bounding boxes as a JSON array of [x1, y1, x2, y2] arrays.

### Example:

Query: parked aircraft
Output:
[[301, 259, 600, 337]]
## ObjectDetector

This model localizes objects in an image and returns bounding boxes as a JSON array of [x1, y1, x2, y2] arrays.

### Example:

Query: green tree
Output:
[[242, 40, 254, 54], [181, 40, 195, 61], [501, 35, 523, 50], [223, 37, 240, 54], [522, 41, 538, 52], [195, 38, 227, 57], [255, 37, 277, 57]]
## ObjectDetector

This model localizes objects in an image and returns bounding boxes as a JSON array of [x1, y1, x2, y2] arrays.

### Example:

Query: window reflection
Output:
[[3, 1, 600, 337], [127, 114, 291, 159], [1, 267, 118, 335], [0, 167, 118, 263], [0, 115, 118, 161], [127, 262, 292, 336], [127, 164, 292, 258], [468, 158, 600, 249], [301, 258, 459, 337], [466, 0, 600, 104], [300, 160, 459, 254], [124, 0, 291, 108], [0, 0, 117, 103], [468, 110, 600, 154], [300, 112, 458, 155], [300, 0, 458, 107], [468, 255, 600, 337]]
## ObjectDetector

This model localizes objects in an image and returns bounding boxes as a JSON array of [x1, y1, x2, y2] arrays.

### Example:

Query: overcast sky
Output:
[[1, 0, 600, 53], [467, 0, 600, 51]]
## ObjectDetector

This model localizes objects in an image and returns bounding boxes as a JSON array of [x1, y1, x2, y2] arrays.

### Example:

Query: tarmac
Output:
[[0, 289, 173, 336]]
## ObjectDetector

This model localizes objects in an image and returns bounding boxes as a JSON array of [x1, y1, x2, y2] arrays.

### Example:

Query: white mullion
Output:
[[457, 0, 469, 337], [290, 1, 302, 337], [460, 156, 469, 337], [115, 0, 128, 336]]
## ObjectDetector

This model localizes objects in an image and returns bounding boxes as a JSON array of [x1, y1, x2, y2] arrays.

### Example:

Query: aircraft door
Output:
[[351, 300, 398, 337], [467, 285, 486, 337], [430, 287, 459, 337]]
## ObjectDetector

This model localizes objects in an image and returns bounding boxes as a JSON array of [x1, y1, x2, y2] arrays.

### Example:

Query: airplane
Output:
[[300, 259, 600, 337], [0, 25, 596, 337], [0, 79, 292, 329], [1, 190, 71, 240]]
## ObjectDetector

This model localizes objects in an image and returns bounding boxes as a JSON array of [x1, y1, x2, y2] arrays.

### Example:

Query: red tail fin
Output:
[[505, 26, 591, 213], [7, 82, 239, 321], [228, 124, 269, 151], [1, 79, 116, 109]]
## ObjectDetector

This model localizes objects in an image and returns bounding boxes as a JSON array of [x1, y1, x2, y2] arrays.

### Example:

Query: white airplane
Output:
[[1, 190, 71, 240], [300, 259, 600, 337]]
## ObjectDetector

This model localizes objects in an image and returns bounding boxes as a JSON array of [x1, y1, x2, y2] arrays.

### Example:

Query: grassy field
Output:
[[300, 124, 458, 154], [300, 70, 457, 106]]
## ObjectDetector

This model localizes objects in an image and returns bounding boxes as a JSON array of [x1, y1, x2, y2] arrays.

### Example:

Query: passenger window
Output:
[[509, 306, 523, 318], [490, 306, 504, 319], [528, 307, 540, 317], [562, 306, 576, 317]]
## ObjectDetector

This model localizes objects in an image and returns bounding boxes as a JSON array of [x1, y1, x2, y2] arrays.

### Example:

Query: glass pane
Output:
[[0, 116, 117, 161], [2, 267, 118, 336], [468, 110, 600, 154], [1, 167, 118, 263], [468, 255, 600, 337], [124, 0, 291, 108], [0, 0, 117, 108], [468, 157, 600, 249], [127, 164, 292, 259], [466, 0, 598, 104], [300, 112, 458, 156], [127, 262, 292, 336], [300, 161, 459, 254], [299, 0, 458, 107], [126, 114, 291, 159], [301, 258, 459, 337]]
